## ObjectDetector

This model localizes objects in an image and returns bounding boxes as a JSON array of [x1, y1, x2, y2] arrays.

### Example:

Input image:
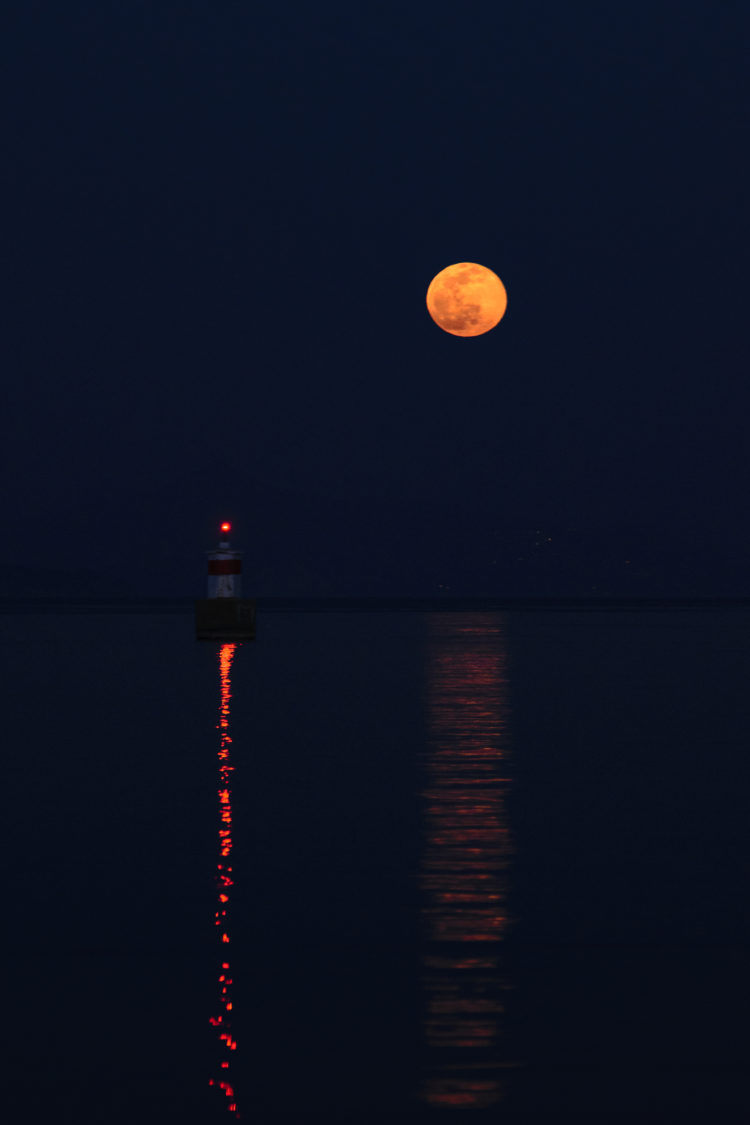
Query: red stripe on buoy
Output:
[[208, 561, 242, 575]]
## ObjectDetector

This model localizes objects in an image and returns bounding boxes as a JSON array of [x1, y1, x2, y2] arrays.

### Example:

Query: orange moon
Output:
[[426, 262, 507, 337]]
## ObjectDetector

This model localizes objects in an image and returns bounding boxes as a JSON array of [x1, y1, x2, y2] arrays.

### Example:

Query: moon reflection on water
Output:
[[420, 614, 513, 1109]]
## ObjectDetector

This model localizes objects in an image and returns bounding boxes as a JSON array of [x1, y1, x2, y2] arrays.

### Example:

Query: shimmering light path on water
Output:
[[209, 642, 240, 1118], [420, 615, 513, 1109]]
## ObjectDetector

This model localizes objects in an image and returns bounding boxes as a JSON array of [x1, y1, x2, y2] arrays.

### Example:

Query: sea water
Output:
[[1, 606, 748, 1122]]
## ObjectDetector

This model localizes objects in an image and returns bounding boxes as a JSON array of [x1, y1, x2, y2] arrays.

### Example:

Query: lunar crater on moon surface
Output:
[[426, 262, 507, 337]]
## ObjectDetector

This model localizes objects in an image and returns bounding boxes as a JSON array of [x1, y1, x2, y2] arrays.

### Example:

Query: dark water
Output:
[[1, 607, 749, 1122]]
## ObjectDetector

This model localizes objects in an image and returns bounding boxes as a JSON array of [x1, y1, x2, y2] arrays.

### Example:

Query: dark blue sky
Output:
[[5, 2, 748, 596]]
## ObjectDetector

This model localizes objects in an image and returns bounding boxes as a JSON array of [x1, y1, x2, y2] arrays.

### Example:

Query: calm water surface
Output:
[[1, 607, 748, 1122]]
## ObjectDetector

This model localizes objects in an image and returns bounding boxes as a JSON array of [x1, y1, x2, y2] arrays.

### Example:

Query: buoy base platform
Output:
[[195, 598, 256, 641]]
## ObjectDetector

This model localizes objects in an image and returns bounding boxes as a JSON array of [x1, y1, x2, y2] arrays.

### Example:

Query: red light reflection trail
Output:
[[208, 642, 241, 1119], [419, 615, 513, 1109]]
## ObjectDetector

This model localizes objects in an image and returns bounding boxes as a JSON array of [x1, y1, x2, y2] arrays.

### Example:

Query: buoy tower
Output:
[[195, 522, 256, 641]]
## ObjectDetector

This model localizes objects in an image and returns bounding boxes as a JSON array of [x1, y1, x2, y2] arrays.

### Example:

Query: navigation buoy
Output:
[[195, 522, 256, 641], [207, 521, 243, 599]]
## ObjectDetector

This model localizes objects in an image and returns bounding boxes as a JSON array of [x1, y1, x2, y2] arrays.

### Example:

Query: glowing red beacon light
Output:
[[220, 522, 231, 534]]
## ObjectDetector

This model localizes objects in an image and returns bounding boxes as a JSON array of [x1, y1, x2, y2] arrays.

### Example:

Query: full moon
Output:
[[426, 262, 507, 337]]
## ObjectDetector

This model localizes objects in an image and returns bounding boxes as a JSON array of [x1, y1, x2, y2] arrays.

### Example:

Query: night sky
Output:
[[6, 2, 748, 597]]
